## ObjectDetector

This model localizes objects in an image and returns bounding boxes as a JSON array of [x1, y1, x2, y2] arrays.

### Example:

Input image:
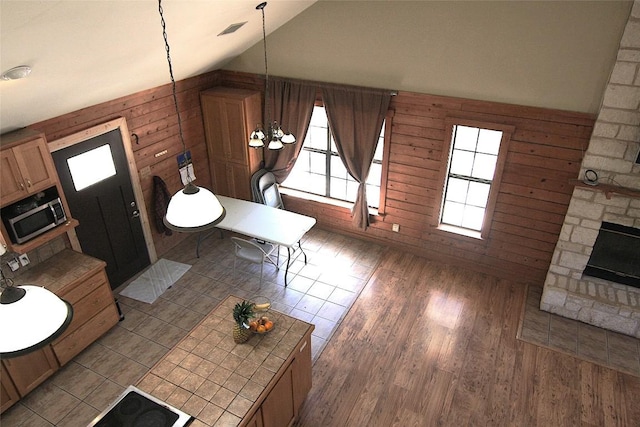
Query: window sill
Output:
[[280, 187, 380, 216], [434, 224, 484, 240]]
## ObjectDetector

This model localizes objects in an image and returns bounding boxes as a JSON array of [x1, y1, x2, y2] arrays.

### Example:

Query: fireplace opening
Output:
[[583, 222, 640, 288]]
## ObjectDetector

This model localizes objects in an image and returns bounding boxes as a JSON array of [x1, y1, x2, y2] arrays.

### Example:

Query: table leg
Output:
[[196, 229, 224, 258], [284, 242, 309, 287], [285, 247, 292, 286]]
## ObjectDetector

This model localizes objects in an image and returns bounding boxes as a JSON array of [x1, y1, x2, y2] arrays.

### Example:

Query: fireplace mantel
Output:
[[570, 180, 640, 200]]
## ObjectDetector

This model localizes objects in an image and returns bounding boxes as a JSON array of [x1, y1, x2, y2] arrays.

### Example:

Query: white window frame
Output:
[[432, 118, 514, 240]]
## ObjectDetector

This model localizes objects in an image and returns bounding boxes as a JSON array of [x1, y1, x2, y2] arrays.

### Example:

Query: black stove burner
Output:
[[94, 391, 179, 427]]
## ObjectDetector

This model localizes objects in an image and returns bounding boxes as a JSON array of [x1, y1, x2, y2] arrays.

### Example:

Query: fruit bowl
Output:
[[249, 315, 274, 334]]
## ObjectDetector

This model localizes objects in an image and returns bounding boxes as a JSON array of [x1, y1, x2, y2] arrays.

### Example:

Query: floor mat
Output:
[[119, 258, 191, 304], [517, 285, 640, 377]]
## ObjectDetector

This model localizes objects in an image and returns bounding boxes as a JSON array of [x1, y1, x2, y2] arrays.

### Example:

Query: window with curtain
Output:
[[282, 105, 387, 209], [434, 119, 513, 239]]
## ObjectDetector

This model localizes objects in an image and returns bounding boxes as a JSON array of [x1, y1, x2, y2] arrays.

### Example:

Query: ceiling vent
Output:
[[218, 22, 247, 36]]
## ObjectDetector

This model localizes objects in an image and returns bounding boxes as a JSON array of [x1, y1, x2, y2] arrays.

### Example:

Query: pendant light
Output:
[[248, 2, 296, 150], [0, 244, 73, 358], [158, 0, 225, 232]]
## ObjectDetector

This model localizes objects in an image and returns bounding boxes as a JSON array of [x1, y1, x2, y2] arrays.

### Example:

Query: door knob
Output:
[[132, 210, 140, 218]]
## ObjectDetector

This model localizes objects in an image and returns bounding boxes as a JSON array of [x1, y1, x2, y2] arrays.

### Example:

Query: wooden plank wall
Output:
[[29, 68, 594, 284], [31, 72, 222, 257], [217, 71, 594, 285]]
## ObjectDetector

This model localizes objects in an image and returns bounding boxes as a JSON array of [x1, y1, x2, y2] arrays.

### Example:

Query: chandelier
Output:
[[248, 2, 295, 150]]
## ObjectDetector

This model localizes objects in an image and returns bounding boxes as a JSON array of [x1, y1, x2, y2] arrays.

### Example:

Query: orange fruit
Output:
[[257, 325, 266, 333], [249, 321, 258, 331], [264, 320, 273, 331]]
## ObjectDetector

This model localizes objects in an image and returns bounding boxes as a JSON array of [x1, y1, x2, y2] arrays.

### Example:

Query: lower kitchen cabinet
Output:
[[262, 362, 296, 427], [1, 346, 58, 404], [244, 333, 313, 427], [0, 250, 119, 413], [52, 268, 119, 365], [0, 364, 20, 413], [245, 407, 264, 427]]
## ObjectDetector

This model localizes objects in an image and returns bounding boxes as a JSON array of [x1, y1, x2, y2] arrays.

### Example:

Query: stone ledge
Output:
[[542, 273, 640, 339]]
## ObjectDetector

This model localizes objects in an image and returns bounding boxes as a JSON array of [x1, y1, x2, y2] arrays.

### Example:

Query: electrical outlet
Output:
[[392, 223, 400, 232], [7, 258, 20, 271], [19, 253, 30, 266]]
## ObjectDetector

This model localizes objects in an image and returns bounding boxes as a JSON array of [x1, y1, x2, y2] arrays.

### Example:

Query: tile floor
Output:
[[518, 285, 640, 377], [2, 228, 384, 426]]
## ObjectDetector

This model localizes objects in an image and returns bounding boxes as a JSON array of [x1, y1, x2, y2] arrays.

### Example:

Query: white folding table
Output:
[[197, 196, 317, 285]]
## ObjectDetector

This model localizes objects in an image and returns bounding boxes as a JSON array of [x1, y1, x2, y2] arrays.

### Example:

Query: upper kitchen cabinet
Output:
[[200, 87, 263, 200], [0, 129, 58, 206]]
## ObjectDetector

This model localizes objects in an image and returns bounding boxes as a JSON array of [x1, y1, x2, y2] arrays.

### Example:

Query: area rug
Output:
[[516, 285, 640, 377], [119, 258, 191, 304]]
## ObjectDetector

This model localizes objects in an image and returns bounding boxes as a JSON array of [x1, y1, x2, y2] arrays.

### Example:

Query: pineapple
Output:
[[232, 300, 255, 344]]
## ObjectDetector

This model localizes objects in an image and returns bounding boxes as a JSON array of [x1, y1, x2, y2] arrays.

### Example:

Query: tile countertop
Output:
[[135, 295, 314, 427], [9, 249, 106, 294]]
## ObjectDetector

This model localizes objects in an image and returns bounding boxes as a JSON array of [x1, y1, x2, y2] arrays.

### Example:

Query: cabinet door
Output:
[[202, 95, 249, 164], [292, 334, 312, 416], [0, 149, 27, 205], [245, 407, 263, 427], [1, 346, 58, 397], [12, 137, 57, 196], [53, 304, 119, 366], [261, 362, 295, 427], [1, 364, 20, 414], [210, 161, 252, 200]]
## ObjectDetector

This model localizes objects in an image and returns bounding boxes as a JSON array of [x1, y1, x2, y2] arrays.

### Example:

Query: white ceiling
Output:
[[0, 0, 316, 134]]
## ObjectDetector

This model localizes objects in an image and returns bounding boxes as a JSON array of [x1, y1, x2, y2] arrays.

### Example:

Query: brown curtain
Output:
[[321, 87, 390, 229], [264, 78, 316, 182]]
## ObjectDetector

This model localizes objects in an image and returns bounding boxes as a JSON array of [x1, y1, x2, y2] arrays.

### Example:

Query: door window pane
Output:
[[67, 144, 116, 191]]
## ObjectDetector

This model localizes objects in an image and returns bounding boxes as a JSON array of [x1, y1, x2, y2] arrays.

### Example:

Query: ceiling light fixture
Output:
[[0, 243, 73, 358], [1, 65, 32, 81], [157, 0, 226, 232], [248, 2, 295, 151]]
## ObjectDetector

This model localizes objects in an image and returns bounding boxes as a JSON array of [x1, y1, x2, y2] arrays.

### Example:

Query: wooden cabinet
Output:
[[245, 408, 264, 427], [1, 363, 21, 413], [292, 333, 313, 415], [1, 346, 58, 410], [0, 130, 58, 206], [0, 252, 119, 413], [200, 87, 263, 200], [262, 361, 296, 427], [52, 268, 120, 366], [0, 128, 79, 254], [243, 332, 313, 427]]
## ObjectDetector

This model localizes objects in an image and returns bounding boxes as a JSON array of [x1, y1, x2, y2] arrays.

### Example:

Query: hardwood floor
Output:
[[297, 248, 640, 426]]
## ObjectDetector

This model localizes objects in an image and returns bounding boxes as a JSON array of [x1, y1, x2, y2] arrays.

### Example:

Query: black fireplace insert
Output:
[[583, 222, 640, 288]]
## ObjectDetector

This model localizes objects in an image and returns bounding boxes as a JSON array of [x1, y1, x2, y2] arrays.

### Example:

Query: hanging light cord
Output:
[[258, 2, 271, 132], [158, 0, 191, 182]]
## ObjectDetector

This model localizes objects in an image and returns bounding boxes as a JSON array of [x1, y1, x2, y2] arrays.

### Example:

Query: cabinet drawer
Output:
[[57, 279, 114, 341], [53, 304, 119, 366], [60, 270, 108, 304]]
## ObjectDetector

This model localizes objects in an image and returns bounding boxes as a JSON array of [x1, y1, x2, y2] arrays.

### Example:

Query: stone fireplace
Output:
[[540, 2, 640, 338]]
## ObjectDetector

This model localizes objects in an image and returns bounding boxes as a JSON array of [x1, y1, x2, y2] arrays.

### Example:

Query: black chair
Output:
[[250, 169, 308, 279]]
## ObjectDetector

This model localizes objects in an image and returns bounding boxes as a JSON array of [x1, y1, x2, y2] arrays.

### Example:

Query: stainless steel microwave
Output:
[[2, 197, 67, 244]]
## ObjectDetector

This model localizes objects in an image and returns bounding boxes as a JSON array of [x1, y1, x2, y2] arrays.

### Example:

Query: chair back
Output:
[[251, 169, 284, 209]]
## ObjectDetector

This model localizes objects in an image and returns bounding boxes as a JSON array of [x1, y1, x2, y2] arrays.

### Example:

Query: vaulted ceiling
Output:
[[0, 0, 315, 134], [0, 1, 633, 135]]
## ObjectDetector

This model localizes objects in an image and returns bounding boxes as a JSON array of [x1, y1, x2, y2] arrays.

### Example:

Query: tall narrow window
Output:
[[434, 119, 513, 239], [282, 105, 388, 209]]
